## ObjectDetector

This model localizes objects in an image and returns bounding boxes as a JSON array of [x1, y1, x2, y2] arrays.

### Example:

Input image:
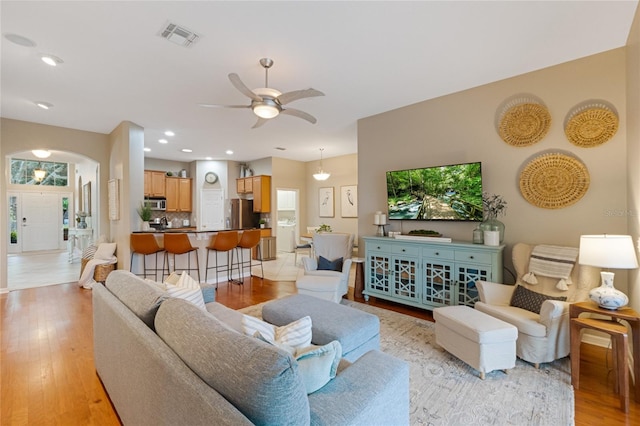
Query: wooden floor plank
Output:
[[1, 278, 639, 425]]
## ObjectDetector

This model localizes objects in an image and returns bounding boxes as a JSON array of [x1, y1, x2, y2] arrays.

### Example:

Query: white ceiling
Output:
[[1, 1, 638, 164]]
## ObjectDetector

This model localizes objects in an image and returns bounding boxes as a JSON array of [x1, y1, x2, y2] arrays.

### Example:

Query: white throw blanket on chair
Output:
[[522, 245, 578, 291]]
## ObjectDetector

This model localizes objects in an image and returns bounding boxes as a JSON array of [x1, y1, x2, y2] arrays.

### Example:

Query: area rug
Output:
[[240, 301, 574, 426]]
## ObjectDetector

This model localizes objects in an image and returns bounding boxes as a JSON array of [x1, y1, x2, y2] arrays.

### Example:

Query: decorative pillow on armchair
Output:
[[510, 285, 567, 314], [318, 256, 343, 272]]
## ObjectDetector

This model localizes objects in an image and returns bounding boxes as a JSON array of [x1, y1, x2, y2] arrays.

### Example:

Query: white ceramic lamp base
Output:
[[589, 271, 629, 310]]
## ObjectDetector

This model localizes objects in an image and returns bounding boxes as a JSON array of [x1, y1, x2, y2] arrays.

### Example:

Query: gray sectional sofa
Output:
[[93, 270, 409, 425]]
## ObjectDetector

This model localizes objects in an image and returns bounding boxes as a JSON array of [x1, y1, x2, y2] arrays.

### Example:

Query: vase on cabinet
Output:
[[479, 217, 505, 244]]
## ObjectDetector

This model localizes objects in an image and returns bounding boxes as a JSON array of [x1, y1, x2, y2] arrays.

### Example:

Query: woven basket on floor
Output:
[[519, 152, 590, 209], [497, 96, 551, 147], [80, 258, 115, 283], [564, 102, 618, 147]]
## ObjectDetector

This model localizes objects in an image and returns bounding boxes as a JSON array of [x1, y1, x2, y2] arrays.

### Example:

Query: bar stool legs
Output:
[[130, 234, 168, 281], [163, 233, 200, 282], [205, 231, 240, 287], [234, 229, 263, 283]]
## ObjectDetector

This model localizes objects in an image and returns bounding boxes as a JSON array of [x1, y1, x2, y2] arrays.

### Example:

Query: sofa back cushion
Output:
[[155, 298, 310, 425], [106, 270, 167, 330]]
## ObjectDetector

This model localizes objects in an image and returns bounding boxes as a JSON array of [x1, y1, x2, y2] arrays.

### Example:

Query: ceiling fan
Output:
[[200, 58, 324, 128]]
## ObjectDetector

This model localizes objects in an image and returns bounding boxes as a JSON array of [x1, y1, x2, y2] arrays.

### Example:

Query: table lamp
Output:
[[578, 234, 638, 310]]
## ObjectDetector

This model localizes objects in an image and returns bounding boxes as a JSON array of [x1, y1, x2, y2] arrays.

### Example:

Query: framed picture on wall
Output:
[[83, 182, 91, 215], [341, 185, 358, 217], [319, 187, 334, 217]]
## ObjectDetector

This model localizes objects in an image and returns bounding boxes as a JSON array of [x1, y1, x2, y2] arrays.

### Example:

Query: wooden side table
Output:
[[570, 301, 640, 408], [352, 258, 365, 299]]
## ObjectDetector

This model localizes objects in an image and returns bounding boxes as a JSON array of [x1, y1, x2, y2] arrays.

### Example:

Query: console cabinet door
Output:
[[365, 242, 392, 298], [391, 255, 421, 303], [422, 259, 455, 307], [455, 263, 491, 307]]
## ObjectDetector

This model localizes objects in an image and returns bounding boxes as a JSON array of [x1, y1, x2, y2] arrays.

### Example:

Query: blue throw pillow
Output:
[[318, 256, 343, 272]]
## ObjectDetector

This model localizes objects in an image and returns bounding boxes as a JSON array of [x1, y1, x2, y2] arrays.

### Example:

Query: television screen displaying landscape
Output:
[[386, 162, 483, 221]]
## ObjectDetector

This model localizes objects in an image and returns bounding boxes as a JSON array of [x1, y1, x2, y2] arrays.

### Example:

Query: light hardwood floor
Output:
[[1, 277, 639, 425]]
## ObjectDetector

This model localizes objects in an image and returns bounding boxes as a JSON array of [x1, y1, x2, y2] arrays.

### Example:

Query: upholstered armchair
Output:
[[475, 242, 600, 367], [301, 233, 355, 299]]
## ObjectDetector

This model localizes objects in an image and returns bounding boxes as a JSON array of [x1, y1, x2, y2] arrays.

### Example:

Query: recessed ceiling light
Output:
[[225, 150, 234, 155], [158, 139, 168, 144], [40, 54, 63, 66], [35, 101, 53, 110], [4, 33, 36, 47], [144, 147, 151, 152], [205, 156, 212, 160], [181, 148, 192, 153], [164, 130, 175, 136], [32, 149, 51, 158]]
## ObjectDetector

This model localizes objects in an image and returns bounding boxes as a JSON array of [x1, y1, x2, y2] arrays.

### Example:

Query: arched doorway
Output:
[[5, 149, 100, 290]]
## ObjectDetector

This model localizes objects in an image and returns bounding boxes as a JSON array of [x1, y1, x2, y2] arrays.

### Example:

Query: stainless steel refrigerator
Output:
[[230, 199, 259, 229]]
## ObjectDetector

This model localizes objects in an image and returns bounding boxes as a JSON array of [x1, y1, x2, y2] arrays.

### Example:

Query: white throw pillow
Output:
[[242, 315, 312, 350], [94, 243, 117, 260], [164, 271, 205, 310], [295, 341, 342, 394]]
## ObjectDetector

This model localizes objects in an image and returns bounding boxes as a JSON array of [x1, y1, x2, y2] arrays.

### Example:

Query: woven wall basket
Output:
[[497, 98, 551, 147], [564, 103, 618, 147], [519, 152, 590, 209]]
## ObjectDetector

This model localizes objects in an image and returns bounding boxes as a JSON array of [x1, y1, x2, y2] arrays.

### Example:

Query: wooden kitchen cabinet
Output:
[[165, 177, 192, 212], [252, 175, 271, 213], [144, 170, 166, 197], [236, 177, 254, 194]]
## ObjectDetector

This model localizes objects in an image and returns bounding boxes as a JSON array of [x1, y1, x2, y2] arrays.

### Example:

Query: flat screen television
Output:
[[386, 161, 483, 221]]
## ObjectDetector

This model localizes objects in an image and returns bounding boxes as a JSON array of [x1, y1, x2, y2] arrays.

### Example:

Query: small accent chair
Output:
[[234, 229, 263, 281], [205, 231, 239, 286], [130, 234, 167, 281], [163, 233, 200, 282], [475, 242, 600, 367], [301, 233, 355, 300]]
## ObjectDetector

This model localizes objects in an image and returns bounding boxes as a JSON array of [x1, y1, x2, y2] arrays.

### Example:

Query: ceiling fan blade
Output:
[[228, 73, 262, 102], [198, 103, 250, 108], [252, 117, 269, 129], [280, 108, 317, 124], [277, 89, 324, 105]]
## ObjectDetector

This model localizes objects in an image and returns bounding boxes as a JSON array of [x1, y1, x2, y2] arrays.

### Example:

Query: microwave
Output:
[[144, 198, 166, 211]]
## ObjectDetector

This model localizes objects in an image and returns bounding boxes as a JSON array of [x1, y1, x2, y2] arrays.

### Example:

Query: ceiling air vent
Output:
[[159, 22, 200, 47]]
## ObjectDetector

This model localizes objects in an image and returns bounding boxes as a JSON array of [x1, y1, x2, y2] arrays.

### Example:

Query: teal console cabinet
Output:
[[363, 236, 504, 310]]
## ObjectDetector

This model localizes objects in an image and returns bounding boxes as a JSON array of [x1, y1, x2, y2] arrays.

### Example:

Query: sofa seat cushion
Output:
[[155, 298, 310, 425], [475, 302, 547, 337], [106, 270, 167, 330]]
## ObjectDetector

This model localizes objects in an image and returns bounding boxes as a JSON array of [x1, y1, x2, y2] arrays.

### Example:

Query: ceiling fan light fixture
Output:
[[253, 104, 280, 119]]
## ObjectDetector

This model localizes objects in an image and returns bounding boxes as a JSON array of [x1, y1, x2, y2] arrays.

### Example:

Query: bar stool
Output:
[[130, 234, 167, 281], [163, 233, 200, 282], [235, 229, 263, 282], [570, 317, 629, 413], [205, 231, 239, 286]]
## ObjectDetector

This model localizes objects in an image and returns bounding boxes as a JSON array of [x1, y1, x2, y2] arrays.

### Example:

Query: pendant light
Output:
[[34, 164, 46, 182], [313, 148, 331, 181]]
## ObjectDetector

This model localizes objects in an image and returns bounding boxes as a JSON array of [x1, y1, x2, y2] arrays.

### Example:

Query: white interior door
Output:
[[200, 189, 225, 230], [22, 193, 60, 251]]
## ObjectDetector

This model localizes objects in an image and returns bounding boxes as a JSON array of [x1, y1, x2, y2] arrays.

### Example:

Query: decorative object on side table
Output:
[[579, 234, 639, 310], [479, 192, 507, 244], [137, 202, 153, 231], [76, 211, 88, 229]]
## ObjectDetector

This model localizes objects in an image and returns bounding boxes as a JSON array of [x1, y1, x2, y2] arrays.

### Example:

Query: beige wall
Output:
[[358, 48, 629, 288], [305, 154, 358, 238], [0, 118, 111, 291], [627, 5, 640, 311]]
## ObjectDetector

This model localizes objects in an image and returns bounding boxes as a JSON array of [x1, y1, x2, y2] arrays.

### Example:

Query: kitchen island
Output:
[[130, 228, 272, 284]]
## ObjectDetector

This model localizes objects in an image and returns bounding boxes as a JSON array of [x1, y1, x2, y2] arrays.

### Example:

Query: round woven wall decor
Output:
[[519, 153, 590, 209], [498, 101, 551, 147], [564, 103, 618, 147]]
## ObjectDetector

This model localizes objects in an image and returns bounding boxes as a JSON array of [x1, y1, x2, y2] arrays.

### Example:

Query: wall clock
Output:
[[205, 172, 218, 184]]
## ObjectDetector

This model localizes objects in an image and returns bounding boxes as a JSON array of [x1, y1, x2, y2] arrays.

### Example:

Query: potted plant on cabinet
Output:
[[137, 202, 152, 231]]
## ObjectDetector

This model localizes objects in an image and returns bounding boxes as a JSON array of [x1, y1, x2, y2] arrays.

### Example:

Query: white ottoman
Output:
[[295, 275, 343, 303], [434, 305, 518, 379]]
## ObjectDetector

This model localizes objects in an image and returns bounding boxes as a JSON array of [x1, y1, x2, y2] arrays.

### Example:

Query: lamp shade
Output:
[[579, 234, 638, 269]]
